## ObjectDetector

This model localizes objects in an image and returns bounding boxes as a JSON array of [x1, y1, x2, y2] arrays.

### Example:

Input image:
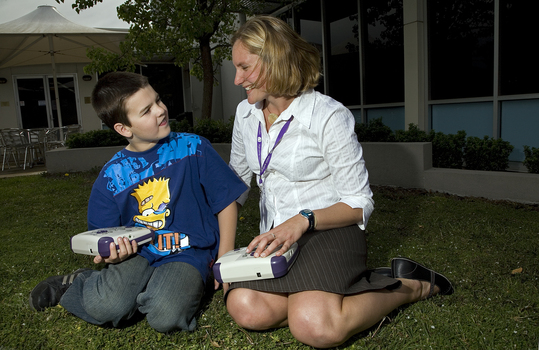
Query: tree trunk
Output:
[[200, 36, 213, 120]]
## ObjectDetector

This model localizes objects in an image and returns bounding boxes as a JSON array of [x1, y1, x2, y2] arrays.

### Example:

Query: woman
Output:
[[225, 16, 453, 348]]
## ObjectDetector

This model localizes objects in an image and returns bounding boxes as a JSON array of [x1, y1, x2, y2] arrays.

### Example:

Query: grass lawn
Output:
[[1, 170, 538, 349]]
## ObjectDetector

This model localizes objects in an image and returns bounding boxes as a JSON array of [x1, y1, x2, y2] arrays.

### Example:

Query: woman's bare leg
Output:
[[287, 279, 438, 348], [227, 279, 437, 349]]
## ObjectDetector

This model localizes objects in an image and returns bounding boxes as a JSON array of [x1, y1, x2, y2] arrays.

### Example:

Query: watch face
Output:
[[300, 209, 315, 231]]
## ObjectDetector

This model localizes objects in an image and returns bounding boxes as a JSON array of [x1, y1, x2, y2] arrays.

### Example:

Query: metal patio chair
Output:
[[0, 128, 37, 170]]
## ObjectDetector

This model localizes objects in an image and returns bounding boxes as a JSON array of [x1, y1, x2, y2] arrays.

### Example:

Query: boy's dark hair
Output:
[[91, 72, 149, 130]]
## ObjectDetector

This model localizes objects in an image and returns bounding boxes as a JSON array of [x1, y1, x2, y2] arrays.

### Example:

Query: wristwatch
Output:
[[299, 209, 316, 232]]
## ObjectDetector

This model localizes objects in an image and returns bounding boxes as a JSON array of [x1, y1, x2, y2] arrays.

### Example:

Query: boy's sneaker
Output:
[[29, 268, 91, 311]]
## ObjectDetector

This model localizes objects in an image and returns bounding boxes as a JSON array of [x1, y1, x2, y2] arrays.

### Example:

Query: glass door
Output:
[[16, 75, 80, 129], [16, 77, 50, 129], [48, 76, 79, 127]]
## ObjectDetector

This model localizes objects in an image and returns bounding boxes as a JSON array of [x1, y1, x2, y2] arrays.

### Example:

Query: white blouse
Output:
[[229, 89, 374, 234]]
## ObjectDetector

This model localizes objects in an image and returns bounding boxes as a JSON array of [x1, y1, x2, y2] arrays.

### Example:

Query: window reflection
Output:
[[294, 0, 324, 93], [139, 64, 185, 120], [327, 2, 360, 105], [499, 1, 539, 95], [361, 0, 404, 105], [428, 0, 494, 100], [49, 77, 78, 127]]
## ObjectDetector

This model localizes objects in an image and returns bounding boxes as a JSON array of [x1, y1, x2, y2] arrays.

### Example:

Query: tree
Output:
[[56, 0, 259, 120]]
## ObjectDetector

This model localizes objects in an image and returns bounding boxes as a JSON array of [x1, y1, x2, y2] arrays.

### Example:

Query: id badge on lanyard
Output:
[[257, 116, 294, 228]]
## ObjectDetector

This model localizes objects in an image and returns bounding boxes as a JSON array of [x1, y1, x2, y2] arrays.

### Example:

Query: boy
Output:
[[29, 72, 247, 332]]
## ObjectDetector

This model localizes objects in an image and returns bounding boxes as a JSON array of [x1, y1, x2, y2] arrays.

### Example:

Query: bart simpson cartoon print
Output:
[[131, 177, 190, 256]]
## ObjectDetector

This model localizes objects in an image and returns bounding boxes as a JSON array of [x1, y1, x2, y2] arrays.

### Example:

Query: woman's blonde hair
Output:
[[231, 16, 320, 97]]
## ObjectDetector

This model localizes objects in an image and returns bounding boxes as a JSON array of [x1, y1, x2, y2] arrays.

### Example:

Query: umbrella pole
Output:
[[48, 35, 64, 140]]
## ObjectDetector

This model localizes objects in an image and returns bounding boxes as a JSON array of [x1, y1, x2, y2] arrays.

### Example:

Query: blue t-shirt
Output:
[[87, 132, 247, 282]]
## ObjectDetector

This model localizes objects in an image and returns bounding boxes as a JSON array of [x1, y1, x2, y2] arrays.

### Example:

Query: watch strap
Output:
[[299, 209, 315, 232]]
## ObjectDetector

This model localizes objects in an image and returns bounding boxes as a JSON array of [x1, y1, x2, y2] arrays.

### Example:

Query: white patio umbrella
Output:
[[0, 5, 127, 128]]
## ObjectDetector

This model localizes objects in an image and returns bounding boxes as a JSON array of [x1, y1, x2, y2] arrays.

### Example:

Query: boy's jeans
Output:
[[59, 254, 204, 332]]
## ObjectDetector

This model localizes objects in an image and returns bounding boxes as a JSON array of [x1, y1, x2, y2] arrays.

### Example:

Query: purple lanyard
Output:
[[257, 116, 294, 184]]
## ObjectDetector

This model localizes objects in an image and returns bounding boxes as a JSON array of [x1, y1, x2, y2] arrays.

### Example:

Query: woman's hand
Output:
[[214, 279, 230, 294], [246, 214, 309, 258], [93, 237, 138, 264], [246, 204, 363, 258]]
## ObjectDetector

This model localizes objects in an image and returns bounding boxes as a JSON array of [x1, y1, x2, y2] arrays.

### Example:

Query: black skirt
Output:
[[226, 225, 400, 297]]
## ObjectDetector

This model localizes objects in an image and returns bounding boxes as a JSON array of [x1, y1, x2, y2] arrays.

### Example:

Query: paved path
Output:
[[0, 164, 47, 178]]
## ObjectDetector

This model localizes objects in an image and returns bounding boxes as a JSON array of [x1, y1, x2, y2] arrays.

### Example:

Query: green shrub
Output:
[[355, 120, 519, 171], [523, 145, 539, 173], [392, 125, 465, 169], [170, 119, 193, 134], [192, 117, 234, 143], [171, 117, 234, 143], [65, 129, 128, 148], [66, 117, 233, 149], [463, 136, 514, 171], [64, 118, 519, 173], [394, 123, 430, 142], [355, 118, 395, 142], [431, 130, 466, 169]]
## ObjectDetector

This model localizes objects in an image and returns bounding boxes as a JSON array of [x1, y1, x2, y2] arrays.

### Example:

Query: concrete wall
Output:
[[361, 142, 539, 204], [45, 143, 232, 173], [45, 142, 539, 204], [45, 146, 125, 173], [361, 142, 431, 188], [423, 168, 539, 204]]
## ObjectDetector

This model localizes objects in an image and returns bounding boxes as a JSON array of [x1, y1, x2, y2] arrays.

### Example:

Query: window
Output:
[[327, 2, 360, 105], [428, 0, 494, 100], [501, 99, 539, 161], [295, 0, 324, 93], [499, 1, 539, 95], [431, 102, 493, 137], [140, 64, 185, 120], [361, 0, 404, 104]]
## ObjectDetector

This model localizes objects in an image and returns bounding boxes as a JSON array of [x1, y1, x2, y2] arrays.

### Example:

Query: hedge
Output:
[[65, 117, 538, 173]]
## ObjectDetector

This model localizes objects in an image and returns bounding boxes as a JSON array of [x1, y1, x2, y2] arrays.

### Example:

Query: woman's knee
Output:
[[226, 290, 258, 328], [226, 289, 281, 330], [288, 312, 345, 348]]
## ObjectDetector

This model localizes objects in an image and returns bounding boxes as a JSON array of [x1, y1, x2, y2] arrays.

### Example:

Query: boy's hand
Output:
[[93, 237, 138, 264]]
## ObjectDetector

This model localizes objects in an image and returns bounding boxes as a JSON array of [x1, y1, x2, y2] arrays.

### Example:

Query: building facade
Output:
[[218, 0, 539, 167], [2, 0, 537, 167]]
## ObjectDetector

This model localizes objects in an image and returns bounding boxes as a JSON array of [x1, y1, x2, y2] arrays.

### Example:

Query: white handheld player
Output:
[[70, 226, 153, 257], [213, 242, 299, 283]]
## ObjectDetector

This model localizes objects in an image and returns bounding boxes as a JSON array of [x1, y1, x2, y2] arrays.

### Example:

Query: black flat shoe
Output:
[[369, 267, 392, 277], [391, 257, 454, 297]]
